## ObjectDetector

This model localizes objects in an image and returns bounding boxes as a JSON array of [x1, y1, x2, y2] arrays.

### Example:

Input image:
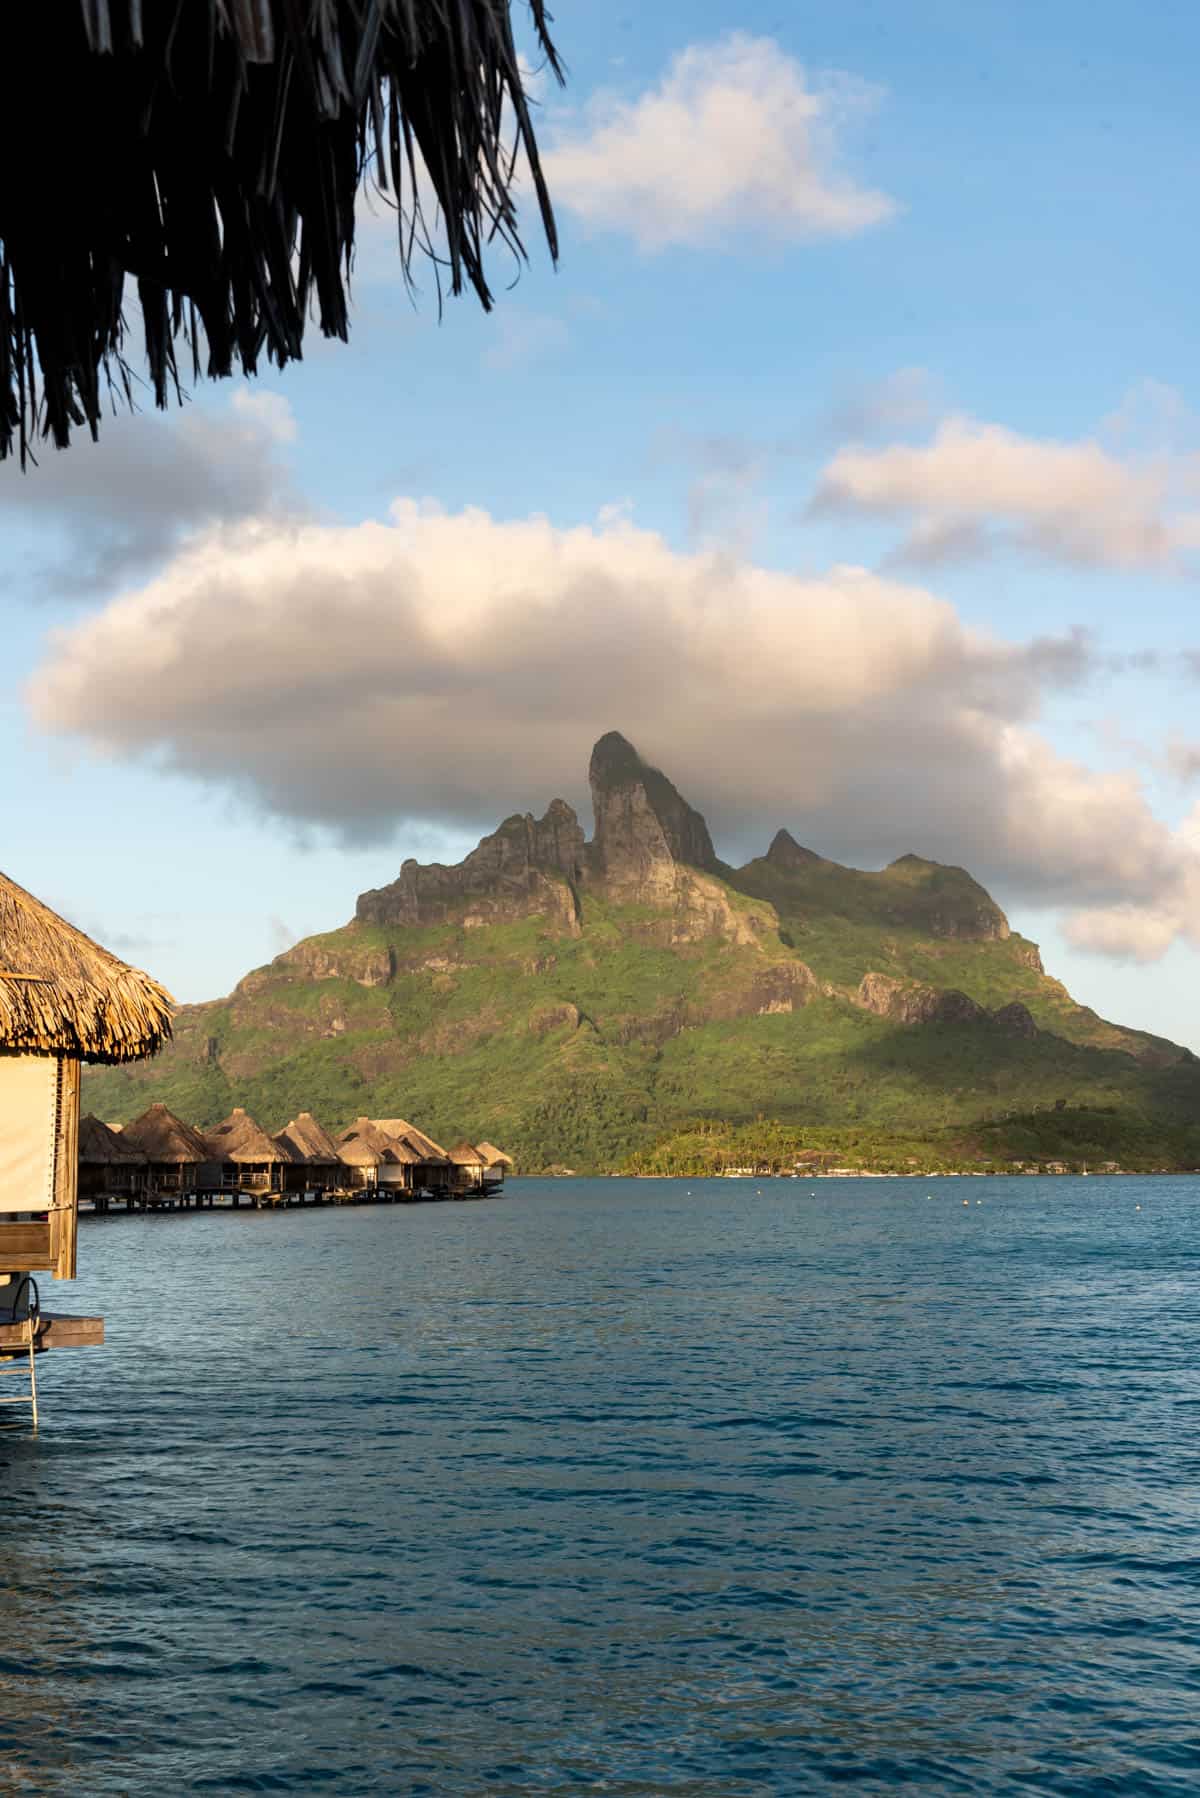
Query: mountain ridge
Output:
[[85, 732, 1200, 1171]]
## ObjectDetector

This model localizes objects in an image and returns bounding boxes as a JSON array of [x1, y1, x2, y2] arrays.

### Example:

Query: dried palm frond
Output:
[[1, 0, 562, 463], [0, 871, 173, 1062]]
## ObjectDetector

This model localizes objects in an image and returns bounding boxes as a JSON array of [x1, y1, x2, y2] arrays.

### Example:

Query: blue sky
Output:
[[8, 0, 1200, 1046]]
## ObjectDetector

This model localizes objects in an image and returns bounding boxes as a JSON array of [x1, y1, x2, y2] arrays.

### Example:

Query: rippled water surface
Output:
[[4, 1176, 1200, 1794]]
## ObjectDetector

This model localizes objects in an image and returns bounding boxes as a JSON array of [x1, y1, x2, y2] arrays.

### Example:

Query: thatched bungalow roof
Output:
[[337, 1118, 421, 1168], [0, 871, 173, 1062], [372, 1118, 450, 1164], [274, 1111, 344, 1167], [79, 1113, 147, 1165], [205, 1107, 294, 1165], [122, 1102, 209, 1164], [476, 1140, 514, 1167], [448, 1141, 486, 1168], [2, 1, 562, 464]]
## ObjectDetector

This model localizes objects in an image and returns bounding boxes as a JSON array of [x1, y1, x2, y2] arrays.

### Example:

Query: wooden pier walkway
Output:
[[78, 1186, 497, 1216]]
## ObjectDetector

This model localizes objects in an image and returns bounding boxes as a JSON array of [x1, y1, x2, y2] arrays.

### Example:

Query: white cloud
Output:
[[1064, 904, 1186, 964], [1061, 800, 1200, 962], [26, 499, 1200, 962], [812, 407, 1200, 571], [232, 388, 298, 445], [545, 35, 896, 251]]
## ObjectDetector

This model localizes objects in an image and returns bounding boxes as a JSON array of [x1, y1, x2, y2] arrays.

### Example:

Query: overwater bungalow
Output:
[[201, 1108, 294, 1199], [446, 1143, 489, 1197], [371, 1119, 455, 1196], [0, 870, 172, 1411], [273, 1113, 346, 1199], [78, 1114, 147, 1211], [121, 1102, 210, 1202], [475, 1142, 515, 1190], [336, 1119, 423, 1198]]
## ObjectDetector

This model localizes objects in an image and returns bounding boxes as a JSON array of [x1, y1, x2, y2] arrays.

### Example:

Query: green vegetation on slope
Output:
[[631, 1104, 1200, 1176], [85, 858, 1200, 1173]]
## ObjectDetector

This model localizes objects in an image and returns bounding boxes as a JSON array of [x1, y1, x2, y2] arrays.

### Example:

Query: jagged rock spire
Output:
[[588, 732, 717, 881], [765, 829, 822, 870]]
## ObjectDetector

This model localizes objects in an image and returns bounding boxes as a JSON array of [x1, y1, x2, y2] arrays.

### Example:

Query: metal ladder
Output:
[[0, 1275, 40, 1429]]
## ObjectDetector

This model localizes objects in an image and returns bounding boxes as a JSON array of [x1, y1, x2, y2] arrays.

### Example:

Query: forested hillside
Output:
[[87, 734, 1200, 1172]]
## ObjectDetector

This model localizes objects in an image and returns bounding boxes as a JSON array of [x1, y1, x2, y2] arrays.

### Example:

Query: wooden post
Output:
[[53, 1057, 80, 1280]]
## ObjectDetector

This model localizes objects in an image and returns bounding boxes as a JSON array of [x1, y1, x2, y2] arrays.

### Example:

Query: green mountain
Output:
[[86, 732, 1200, 1172]]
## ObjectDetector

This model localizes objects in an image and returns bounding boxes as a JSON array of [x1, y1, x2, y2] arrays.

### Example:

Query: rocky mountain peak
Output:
[[765, 829, 823, 870], [588, 731, 718, 888], [589, 731, 645, 784], [882, 853, 1011, 941], [356, 801, 584, 931], [354, 732, 725, 928]]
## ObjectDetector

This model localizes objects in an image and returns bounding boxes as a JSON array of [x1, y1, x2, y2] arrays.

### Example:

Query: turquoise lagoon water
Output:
[[3, 1176, 1200, 1794]]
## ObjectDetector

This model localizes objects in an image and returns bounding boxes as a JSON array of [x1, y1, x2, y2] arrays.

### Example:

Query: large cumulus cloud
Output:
[[26, 499, 1200, 958]]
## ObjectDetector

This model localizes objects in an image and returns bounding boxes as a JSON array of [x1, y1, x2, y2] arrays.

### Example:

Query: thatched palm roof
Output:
[[274, 1111, 344, 1166], [475, 1140, 513, 1167], [372, 1117, 450, 1164], [122, 1102, 209, 1164], [0, 871, 173, 1062], [337, 1117, 421, 1167], [205, 1106, 294, 1164], [2, 1, 562, 464], [79, 1112, 147, 1165], [447, 1141, 486, 1167]]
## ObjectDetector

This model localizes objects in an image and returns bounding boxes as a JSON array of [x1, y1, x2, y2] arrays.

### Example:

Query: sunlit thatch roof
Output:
[[205, 1106, 294, 1164], [337, 1117, 421, 1167], [447, 1141, 486, 1167], [2, 1, 562, 464], [274, 1111, 344, 1166], [79, 1112, 147, 1164], [0, 871, 173, 1062], [372, 1117, 450, 1164], [475, 1140, 513, 1167], [122, 1102, 210, 1164]]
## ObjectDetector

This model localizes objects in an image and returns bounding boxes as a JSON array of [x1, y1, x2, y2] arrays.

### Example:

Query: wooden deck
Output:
[[78, 1184, 500, 1213], [0, 1312, 104, 1352]]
